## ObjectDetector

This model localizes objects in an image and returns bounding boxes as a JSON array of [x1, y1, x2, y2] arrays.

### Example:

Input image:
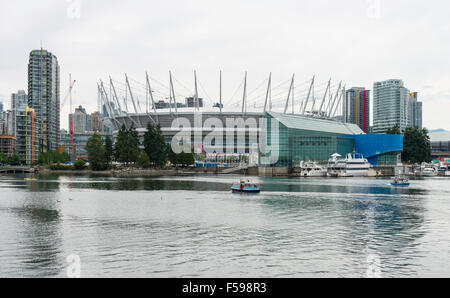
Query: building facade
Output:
[[0, 136, 17, 157], [11, 90, 28, 110], [264, 112, 403, 169], [15, 107, 39, 164], [8, 90, 29, 137], [90, 112, 104, 132], [344, 87, 370, 133], [408, 92, 423, 129], [59, 130, 111, 160], [28, 49, 60, 152], [70, 105, 91, 134], [373, 79, 418, 133]]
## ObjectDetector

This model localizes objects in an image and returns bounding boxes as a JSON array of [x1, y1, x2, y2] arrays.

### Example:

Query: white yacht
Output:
[[299, 161, 327, 177], [422, 167, 437, 177], [327, 153, 371, 177]]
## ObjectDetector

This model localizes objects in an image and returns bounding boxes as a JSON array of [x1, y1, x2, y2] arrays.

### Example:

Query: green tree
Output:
[[386, 124, 401, 135], [114, 124, 129, 164], [38, 150, 69, 165], [402, 127, 432, 164], [128, 124, 140, 164], [86, 133, 108, 171], [104, 136, 113, 164], [6, 155, 21, 166], [143, 122, 167, 167], [114, 124, 140, 165], [168, 150, 195, 166], [0, 153, 7, 164], [74, 159, 86, 170], [138, 152, 150, 168]]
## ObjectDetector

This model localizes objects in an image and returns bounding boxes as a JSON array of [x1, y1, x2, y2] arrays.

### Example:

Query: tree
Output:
[[104, 136, 113, 164], [128, 124, 140, 164], [138, 152, 150, 168], [143, 122, 168, 167], [114, 124, 129, 164], [86, 133, 108, 171], [6, 155, 21, 166], [168, 149, 195, 167], [74, 159, 86, 170], [38, 150, 69, 165], [0, 153, 7, 165], [402, 127, 432, 164], [114, 124, 140, 165], [386, 124, 401, 135]]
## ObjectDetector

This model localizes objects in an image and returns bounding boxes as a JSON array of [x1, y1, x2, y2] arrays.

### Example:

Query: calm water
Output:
[[0, 173, 449, 278]]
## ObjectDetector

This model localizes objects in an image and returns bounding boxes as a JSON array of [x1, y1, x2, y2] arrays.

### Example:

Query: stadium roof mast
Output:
[[100, 80, 121, 130], [301, 76, 315, 115], [125, 74, 142, 127], [263, 73, 272, 114], [194, 70, 199, 111], [332, 85, 346, 120], [169, 71, 178, 116], [146, 72, 158, 124], [328, 81, 342, 118], [284, 74, 295, 114], [241, 71, 247, 115], [219, 70, 223, 114], [318, 79, 331, 117], [109, 76, 122, 115], [108, 78, 139, 128]]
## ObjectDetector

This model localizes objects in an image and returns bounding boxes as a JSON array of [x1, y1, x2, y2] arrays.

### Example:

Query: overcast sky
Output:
[[1, 0, 449, 130]]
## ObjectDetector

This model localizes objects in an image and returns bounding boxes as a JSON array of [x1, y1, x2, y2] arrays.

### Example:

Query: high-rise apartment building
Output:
[[28, 49, 60, 152], [8, 90, 29, 137], [90, 112, 104, 133], [344, 87, 370, 133], [70, 105, 91, 134], [11, 90, 28, 110], [0, 102, 3, 112], [408, 92, 423, 129], [373, 80, 411, 133]]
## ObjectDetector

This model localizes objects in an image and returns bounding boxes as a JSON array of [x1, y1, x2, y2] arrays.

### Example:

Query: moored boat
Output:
[[327, 153, 371, 177], [299, 161, 327, 177], [422, 167, 437, 177]]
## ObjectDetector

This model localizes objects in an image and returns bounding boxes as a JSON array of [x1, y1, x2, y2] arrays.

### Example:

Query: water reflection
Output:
[[9, 200, 63, 277], [0, 174, 448, 277]]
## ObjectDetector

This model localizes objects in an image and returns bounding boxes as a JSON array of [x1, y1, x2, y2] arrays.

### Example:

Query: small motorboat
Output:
[[391, 176, 410, 187], [231, 179, 261, 193], [24, 178, 37, 181]]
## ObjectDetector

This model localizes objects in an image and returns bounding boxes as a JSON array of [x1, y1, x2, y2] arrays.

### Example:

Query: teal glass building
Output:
[[263, 112, 403, 168]]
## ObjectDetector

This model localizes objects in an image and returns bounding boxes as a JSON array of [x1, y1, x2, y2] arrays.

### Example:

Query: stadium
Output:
[[98, 71, 403, 170]]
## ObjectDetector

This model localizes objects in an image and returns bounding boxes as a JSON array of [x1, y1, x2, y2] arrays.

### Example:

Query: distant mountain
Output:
[[429, 129, 450, 142], [429, 128, 447, 133]]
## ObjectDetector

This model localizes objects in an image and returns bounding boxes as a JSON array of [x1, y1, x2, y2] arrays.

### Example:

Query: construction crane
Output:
[[61, 74, 77, 159]]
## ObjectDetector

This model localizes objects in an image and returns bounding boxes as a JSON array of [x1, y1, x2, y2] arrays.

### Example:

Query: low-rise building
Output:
[[0, 136, 17, 157], [16, 107, 39, 164]]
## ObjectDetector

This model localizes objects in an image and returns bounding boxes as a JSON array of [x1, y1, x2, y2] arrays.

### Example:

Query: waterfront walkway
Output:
[[0, 166, 37, 174]]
